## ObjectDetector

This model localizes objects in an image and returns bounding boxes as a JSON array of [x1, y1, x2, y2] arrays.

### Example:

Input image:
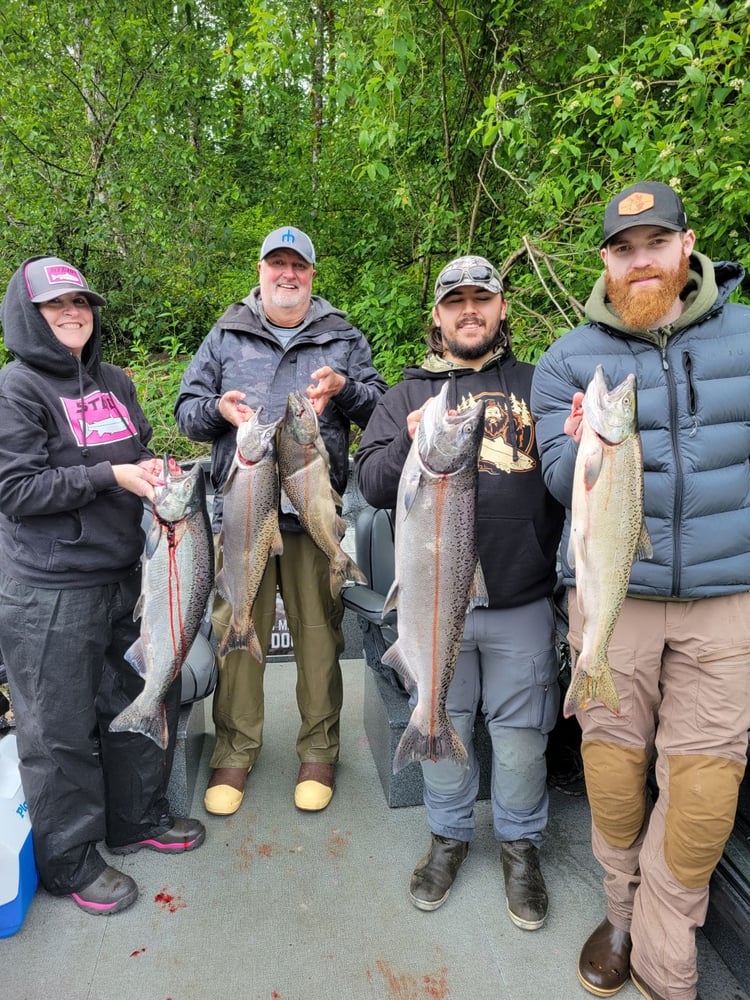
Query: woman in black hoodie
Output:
[[0, 256, 205, 916]]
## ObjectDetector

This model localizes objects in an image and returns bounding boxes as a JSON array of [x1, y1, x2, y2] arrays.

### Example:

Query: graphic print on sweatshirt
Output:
[[457, 389, 536, 474], [60, 389, 137, 447]]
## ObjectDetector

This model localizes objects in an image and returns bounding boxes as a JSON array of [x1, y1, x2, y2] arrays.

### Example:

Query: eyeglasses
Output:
[[436, 264, 502, 293]]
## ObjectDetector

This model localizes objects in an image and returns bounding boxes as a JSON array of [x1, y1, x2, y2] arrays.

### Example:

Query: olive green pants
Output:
[[210, 531, 344, 768]]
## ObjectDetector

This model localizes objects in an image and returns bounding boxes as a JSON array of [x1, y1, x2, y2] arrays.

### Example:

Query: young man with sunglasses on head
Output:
[[356, 256, 564, 929]]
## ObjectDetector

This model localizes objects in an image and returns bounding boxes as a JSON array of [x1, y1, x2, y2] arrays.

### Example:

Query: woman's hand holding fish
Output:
[[137, 456, 180, 483], [218, 390, 255, 427], [112, 464, 163, 501], [564, 392, 585, 443]]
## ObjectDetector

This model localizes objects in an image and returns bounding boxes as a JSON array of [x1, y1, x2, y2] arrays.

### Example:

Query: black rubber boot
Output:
[[409, 834, 469, 911], [501, 839, 548, 930]]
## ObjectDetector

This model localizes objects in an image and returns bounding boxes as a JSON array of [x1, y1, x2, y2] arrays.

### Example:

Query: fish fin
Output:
[[392, 715, 469, 773], [215, 569, 230, 603], [563, 659, 620, 718], [334, 512, 347, 541], [582, 449, 604, 489], [144, 518, 162, 559], [567, 534, 576, 571], [218, 620, 264, 662], [132, 594, 144, 622], [401, 467, 423, 515], [381, 641, 414, 687], [224, 464, 238, 493], [313, 437, 332, 468], [329, 553, 369, 598], [636, 522, 653, 561], [467, 560, 489, 612], [382, 580, 399, 618], [124, 639, 148, 678], [271, 526, 284, 557], [109, 699, 169, 750], [563, 666, 589, 718]]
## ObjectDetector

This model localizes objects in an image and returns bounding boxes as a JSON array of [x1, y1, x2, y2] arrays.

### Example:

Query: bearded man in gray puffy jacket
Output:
[[531, 182, 750, 1000], [175, 226, 386, 816]]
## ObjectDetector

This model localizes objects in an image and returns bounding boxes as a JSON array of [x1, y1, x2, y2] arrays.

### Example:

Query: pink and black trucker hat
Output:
[[23, 257, 106, 306]]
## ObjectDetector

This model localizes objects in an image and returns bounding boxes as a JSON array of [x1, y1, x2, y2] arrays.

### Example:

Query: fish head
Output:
[[235, 408, 282, 465], [283, 391, 318, 445], [583, 365, 637, 445], [152, 460, 205, 522], [417, 382, 486, 475]]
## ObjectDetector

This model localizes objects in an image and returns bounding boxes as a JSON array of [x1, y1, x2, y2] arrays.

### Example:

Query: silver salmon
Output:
[[216, 409, 283, 660], [382, 382, 488, 773], [277, 391, 367, 598], [564, 366, 652, 718], [110, 460, 214, 748]]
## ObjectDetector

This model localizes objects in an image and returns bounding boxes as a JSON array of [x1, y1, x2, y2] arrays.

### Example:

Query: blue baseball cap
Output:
[[260, 226, 316, 265]]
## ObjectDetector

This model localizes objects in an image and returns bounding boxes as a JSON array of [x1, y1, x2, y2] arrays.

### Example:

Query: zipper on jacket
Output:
[[662, 342, 683, 596], [682, 351, 698, 437]]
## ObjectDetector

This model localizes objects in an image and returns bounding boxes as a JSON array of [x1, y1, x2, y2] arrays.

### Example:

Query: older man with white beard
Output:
[[175, 226, 386, 816], [531, 181, 750, 1000]]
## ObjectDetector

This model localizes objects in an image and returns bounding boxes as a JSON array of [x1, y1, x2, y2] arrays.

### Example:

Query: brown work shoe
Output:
[[409, 834, 469, 911], [501, 839, 548, 930], [294, 762, 335, 811], [578, 916, 632, 996], [204, 765, 252, 816]]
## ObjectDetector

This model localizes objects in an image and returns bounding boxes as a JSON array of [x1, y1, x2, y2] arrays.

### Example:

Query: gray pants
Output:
[[0, 569, 180, 895], [420, 598, 560, 843]]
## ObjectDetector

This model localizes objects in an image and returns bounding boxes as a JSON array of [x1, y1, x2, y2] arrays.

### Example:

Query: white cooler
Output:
[[0, 733, 38, 937]]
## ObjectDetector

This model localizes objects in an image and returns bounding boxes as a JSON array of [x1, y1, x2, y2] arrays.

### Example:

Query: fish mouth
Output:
[[584, 366, 637, 443]]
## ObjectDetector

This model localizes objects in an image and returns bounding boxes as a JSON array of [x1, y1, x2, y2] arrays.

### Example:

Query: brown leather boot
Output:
[[409, 834, 469, 911]]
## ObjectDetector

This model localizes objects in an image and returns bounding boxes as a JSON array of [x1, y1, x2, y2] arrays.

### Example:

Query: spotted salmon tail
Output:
[[218, 621, 263, 662], [392, 715, 469, 774], [109, 698, 169, 750], [563, 661, 620, 718]]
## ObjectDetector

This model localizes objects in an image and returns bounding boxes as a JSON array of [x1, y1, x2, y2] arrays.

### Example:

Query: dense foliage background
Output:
[[1, 0, 748, 456]]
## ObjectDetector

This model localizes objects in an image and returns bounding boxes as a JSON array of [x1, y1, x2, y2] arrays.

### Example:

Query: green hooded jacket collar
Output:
[[421, 344, 507, 374]]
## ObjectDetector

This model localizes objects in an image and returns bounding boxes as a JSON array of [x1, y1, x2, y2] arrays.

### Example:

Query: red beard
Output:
[[605, 254, 690, 329]]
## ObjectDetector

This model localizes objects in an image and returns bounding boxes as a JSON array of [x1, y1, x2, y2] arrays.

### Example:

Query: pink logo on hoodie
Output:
[[60, 390, 137, 447]]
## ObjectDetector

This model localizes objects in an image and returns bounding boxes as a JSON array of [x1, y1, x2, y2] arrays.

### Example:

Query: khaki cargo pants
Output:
[[210, 531, 345, 768], [568, 591, 750, 1000]]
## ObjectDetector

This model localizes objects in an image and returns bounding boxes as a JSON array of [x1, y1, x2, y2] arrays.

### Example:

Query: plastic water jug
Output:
[[0, 733, 38, 937]]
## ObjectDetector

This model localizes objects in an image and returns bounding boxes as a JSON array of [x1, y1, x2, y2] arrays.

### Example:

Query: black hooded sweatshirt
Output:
[[0, 257, 154, 587], [355, 349, 564, 609]]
